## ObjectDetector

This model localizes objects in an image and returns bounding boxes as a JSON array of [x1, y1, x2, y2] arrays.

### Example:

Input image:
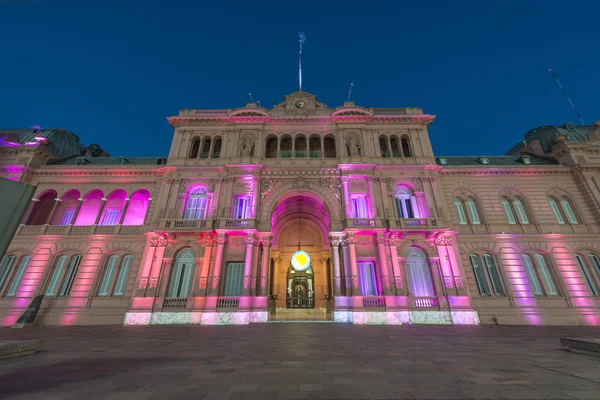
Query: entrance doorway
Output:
[[287, 272, 314, 308]]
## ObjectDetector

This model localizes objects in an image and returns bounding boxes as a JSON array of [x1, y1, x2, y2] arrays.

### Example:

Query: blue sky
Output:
[[1, 0, 598, 157]]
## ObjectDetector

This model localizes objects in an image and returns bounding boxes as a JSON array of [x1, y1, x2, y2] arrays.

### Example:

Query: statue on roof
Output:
[[347, 136, 361, 156]]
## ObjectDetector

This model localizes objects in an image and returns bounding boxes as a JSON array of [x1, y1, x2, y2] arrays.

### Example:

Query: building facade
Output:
[[1, 92, 600, 327]]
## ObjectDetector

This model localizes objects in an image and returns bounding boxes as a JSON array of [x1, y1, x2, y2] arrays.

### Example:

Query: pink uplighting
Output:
[[123, 189, 151, 225], [75, 189, 103, 225]]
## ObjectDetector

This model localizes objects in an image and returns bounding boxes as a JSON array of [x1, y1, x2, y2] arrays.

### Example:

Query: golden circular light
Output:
[[291, 250, 310, 271]]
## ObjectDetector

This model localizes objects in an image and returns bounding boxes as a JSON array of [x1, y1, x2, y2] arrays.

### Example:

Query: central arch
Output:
[[269, 193, 333, 319]]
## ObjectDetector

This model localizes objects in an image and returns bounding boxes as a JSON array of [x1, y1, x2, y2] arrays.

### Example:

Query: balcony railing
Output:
[[216, 296, 240, 309], [389, 218, 440, 229], [294, 150, 307, 158], [279, 150, 292, 158], [362, 296, 386, 309], [346, 218, 385, 228], [217, 218, 256, 229], [162, 219, 210, 230], [413, 297, 439, 308], [309, 150, 322, 158], [163, 298, 188, 309], [15, 224, 144, 236]]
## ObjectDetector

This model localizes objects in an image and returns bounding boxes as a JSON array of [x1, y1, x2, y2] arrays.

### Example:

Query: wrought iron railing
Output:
[[279, 150, 292, 158], [390, 218, 440, 228], [286, 296, 314, 309], [163, 298, 188, 309], [216, 296, 240, 309], [309, 150, 322, 158], [294, 150, 307, 158], [362, 296, 386, 309]]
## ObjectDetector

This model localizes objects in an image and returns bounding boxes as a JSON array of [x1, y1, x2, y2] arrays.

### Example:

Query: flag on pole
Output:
[[298, 32, 306, 53]]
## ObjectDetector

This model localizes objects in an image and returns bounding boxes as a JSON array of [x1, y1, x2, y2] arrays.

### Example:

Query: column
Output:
[[259, 238, 272, 296], [45, 198, 62, 225], [341, 177, 351, 218], [329, 235, 343, 296], [277, 136, 281, 158], [143, 198, 153, 225], [198, 235, 214, 296], [368, 177, 382, 218], [414, 192, 429, 218], [387, 137, 392, 158], [70, 198, 84, 225], [94, 198, 108, 225], [341, 242, 351, 295], [291, 136, 295, 158], [242, 234, 255, 296], [250, 238, 260, 294], [320, 137, 324, 158], [386, 234, 405, 295], [118, 198, 131, 225], [251, 178, 259, 219], [428, 257, 445, 298], [20, 198, 39, 225], [208, 234, 227, 295], [346, 233, 359, 295], [375, 233, 393, 295]]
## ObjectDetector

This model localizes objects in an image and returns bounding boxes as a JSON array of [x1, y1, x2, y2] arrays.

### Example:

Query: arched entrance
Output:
[[270, 195, 332, 319]]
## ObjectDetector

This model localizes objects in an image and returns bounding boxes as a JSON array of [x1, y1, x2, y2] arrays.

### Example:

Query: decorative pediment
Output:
[[228, 108, 271, 118], [273, 91, 328, 114]]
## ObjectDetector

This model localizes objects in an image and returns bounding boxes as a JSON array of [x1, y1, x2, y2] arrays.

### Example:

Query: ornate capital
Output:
[[329, 233, 344, 247], [261, 237, 273, 247], [430, 231, 453, 247], [215, 233, 227, 245], [375, 233, 386, 245], [149, 233, 169, 247], [245, 234, 256, 245], [345, 233, 358, 245]]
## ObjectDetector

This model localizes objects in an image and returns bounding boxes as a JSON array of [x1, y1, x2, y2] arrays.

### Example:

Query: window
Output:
[[0, 255, 30, 296], [469, 253, 505, 296], [190, 138, 200, 158], [379, 137, 389, 157], [184, 189, 207, 220], [465, 198, 481, 224], [357, 262, 377, 296], [58, 209, 76, 226], [560, 198, 578, 224], [453, 198, 467, 225], [45, 255, 81, 296], [548, 197, 565, 224], [394, 187, 417, 218], [98, 255, 132, 296], [100, 209, 121, 226], [224, 262, 244, 296], [521, 254, 558, 296], [401, 136, 411, 157], [212, 138, 222, 158], [406, 247, 435, 297], [501, 197, 516, 224], [512, 198, 529, 224], [232, 196, 251, 219], [575, 254, 600, 296], [168, 249, 196, 297], [350, 196, 369, 218]]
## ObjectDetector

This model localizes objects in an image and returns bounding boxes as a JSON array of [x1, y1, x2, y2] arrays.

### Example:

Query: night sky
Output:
[[1, 0, 598, 158]]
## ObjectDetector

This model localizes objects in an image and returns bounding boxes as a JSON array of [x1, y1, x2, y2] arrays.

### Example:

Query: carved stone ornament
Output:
[[245, 234, 256, 245], [385, 178, 394, 192], [395, 277, 403, 289], [211, 276, 220, 289], [149, 278, 158, 289], [375, 233, 386, 245], [149, 233, 169, 247], [345, 233, 358, 245], [139, 278, 148, 289], [346, 135, 361, 156], [199, 277, 207, 289], [261, 179, 281, 199], [292, 176, 308, 189], [215, 234, 227, 245], [430, 231, 453, 247], [207, 179, 216, 192], [241, 135, 255, 156]]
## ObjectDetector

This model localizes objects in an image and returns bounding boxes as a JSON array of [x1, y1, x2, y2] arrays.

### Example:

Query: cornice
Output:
[[439, 168, 573, 176]]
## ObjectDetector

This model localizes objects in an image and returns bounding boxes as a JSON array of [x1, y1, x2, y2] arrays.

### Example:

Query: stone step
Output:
[[268, 319, 335, 323], [0, 340, 43, 360], [560, 337, 600, 357]]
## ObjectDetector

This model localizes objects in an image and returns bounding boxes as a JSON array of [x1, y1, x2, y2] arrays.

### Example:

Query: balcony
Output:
[[14, 224, 145, 236], [163, 298, 188, 309], [346, 218, 386, 229], [160, 218, 211, 231], [362, 296, 386, 309], [412, 297, 439, 308], [216, 218, 257, 229], [388, 218, 442, 229]]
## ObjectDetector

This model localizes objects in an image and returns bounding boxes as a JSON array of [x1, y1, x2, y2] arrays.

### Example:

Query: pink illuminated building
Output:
[[1, 93, 600, 327]]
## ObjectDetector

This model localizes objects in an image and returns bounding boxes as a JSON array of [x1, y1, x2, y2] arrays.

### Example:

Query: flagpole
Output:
[[298, 32, 306, 92]]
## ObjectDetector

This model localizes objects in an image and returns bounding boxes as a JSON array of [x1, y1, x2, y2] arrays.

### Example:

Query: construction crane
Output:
[[549, 69, 585, 125]]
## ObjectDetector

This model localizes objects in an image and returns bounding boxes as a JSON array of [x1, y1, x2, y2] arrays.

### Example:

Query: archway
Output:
[[270, 195, 331, 318]]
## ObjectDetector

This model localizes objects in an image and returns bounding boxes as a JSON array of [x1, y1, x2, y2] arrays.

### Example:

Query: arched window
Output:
[[200, 137, 211, 159], [574, 254, 600, 296], [100, 189, 127, 226], [501, 197, 516, 224], [548, 197, 565, 224], [521, 254, 559, 296], [401, 136, 412, 157], [406, 247, 435, 297], [190, 137, 200, 159], [512, 197, 529, 224], [323, 136, 336, 158], [265, 136, 278, 159], [168, 249, 196, 297], [309, 136, 321, 158], [390, 136, 400, 158], [184, 188, 207, 220], [123, 189, 151, 225], [453, 198, 467, 225], [98, 254, 132, 296], [294, 135, 307, 158], [465, 198, 481, 224], [469, 253, 505, 296], [45, 254, 81, 297], [27, 190, 57, 225], [52, 190, 80, 226], [379, 136, 389, 157], [212, 138, 222, 159], [357, 261, 378, 296], [75, 189, 103, 226], [0, 254, 31, 297], [280, 136, 292, 158], [560, 197, 578, 224], [394, 187, 418, 219]]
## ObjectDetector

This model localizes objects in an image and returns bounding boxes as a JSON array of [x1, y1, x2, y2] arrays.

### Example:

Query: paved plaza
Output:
[[1, 324, 600, 400]]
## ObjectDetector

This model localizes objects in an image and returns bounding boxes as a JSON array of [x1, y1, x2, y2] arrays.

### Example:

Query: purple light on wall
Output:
[[75, 189, 103, 225], [52, 189, 80, 225], [123, 189, 151, 225], [99, 189, 127, 225]]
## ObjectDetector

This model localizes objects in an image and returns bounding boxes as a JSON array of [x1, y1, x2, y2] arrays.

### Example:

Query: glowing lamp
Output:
[[291, 250, 310, 271]]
